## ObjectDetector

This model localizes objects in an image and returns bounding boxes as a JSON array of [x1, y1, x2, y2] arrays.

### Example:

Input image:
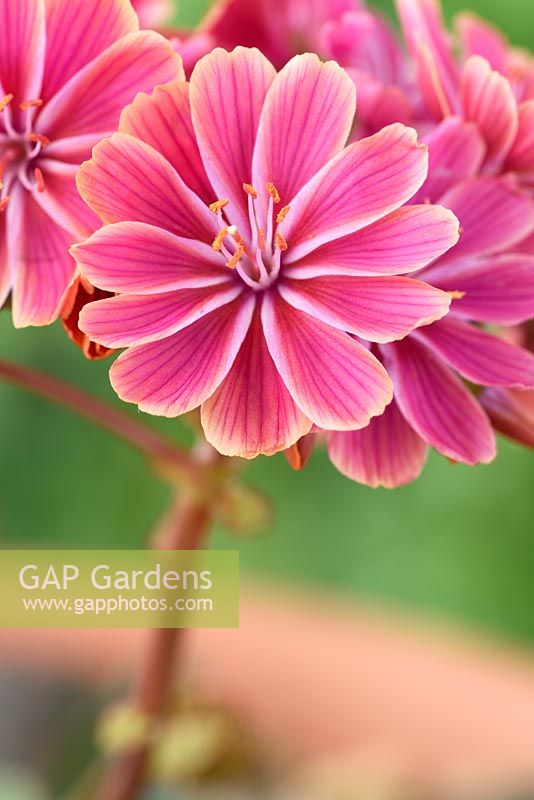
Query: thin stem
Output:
[[96, 485, 214, 800], [0, 358, 196, 478]]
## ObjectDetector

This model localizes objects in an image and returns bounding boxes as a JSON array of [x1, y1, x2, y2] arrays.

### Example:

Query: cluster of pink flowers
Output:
[[2, 0, 534, 487]]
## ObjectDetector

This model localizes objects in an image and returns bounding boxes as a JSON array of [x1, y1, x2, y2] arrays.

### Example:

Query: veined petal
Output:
[[71, 222, 230, 295], [80, 282, 243, 348], [190, 47, 276, 236], [415, 317, 534, 389], [422, 253, 534, 326], [37, 31, 181, 140], [110, 294, 255, 417], [201, 307, 312, 458], [34, 159, 100, 239], [278, 275, 451, 343], [7, 184, 76, 328], [76, 133, 217, 242], [285, 205, 459, 278], [455, 12, 509, 74], [41, 0, 139, 103], [0, 0, 45, 127], [281, 124, 428, 263], [460, 55, 518, 170], [262, 292, 393, 431], [252, 53, 355, 223], [411, 117, 486, 203], [436, 176, 534, 261], [480, 387, 534, 449], [328, 400, 428, 488], [120, 82, 213, 205], [383, 337, 496, 464]]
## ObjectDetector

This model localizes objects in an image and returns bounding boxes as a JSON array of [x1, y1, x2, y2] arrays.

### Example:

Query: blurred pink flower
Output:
[[0, 0, 181, 327], [132, 0, 172, 28], [326, 120, 534, 487], [73, 48, 459, 459]]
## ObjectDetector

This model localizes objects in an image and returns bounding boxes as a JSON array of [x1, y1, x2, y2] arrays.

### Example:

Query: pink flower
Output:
[[0, 0, 181, 327], [72, 48, 459, 459], [197, 0, 359, 69], [132, 0, 172, 28], [326, 120, 534, 487]]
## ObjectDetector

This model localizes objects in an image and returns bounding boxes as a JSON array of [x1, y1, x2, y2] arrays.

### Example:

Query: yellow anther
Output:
[[226, 243, 244, 269], [209, 199, 229, 214], [258, 227, 266, 250], [212, 227, 228, 252], [20, 98, 43, 110], [448, 290, 466, 300], [266, 182, 280, 203], [34, 167, 45, 193], [275, 232, 288, 251], [0, 94, 13, 112], [276, 205, 291, 224], [243, 183, 258, 199]]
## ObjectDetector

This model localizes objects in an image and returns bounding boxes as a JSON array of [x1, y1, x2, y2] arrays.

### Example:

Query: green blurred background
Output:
[[0, 0, 533, 645]]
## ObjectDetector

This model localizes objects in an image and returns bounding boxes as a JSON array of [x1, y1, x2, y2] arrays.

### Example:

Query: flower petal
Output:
[[80, 282, 243, 348], [252, 53, 355, 223], [480, 387, 534, 449], [37, 31, 181, 140], [285, 204, 459, 278], [190, 47, 276, 235], [34, 159, 100, 239], [411, 117, 486, 203], [278, 275, 451, 343], [505, 100, 534, 175], [436, 176, 534, 261], [109, 294, 255, 417], [0, 213, 10, 310], [262, 292, 393, 431], [71, 222, 229, 295], [421, 253, 534, 326], [383, 336, 496, 464], [201, 306, 312, 458], [415, 317, 534, 389], [119, 81, 213, 205], [0, 0, 45, 127], [7, 184, 76, 327], [281, 124, 429, 263], [328, 400, 428, 488], [41, 0, 139, 103], [460, 55, 518, 170], [455, 12, 509, 74], [76, 133, 217, 242]]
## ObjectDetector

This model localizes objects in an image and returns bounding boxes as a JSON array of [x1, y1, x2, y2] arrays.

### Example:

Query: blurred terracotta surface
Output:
[[3, 585, 534, 788]]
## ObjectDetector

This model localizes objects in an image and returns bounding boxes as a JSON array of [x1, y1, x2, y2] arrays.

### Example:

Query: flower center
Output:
[[0, 94, 48, 211], [209, 182, 290, 290]]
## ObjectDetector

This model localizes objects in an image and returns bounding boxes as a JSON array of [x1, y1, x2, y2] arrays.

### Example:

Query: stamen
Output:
[[226, 243, 244, 269], [276, 205, 291, 224], [258, 228, 266, 250], [448, 290, 466, 300], [275, 233, 288, 251], [27, 133, 50, 148], [0, 94, 13, 112], [209, 199, 229, 214], [266, 182, 280, 203], [212, 227, 229, 252], [243, 183, 258, 199], [19, 98, 43, 111], [227, 225, 243, 245], [34, 167, 45, 193], [0, 196, 10, 212]]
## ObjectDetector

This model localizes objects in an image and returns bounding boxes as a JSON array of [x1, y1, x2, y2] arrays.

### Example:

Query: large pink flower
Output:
[[73, 48, 459, 459], [327, 120, 534, 487], [0, 0, 181, 327]]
